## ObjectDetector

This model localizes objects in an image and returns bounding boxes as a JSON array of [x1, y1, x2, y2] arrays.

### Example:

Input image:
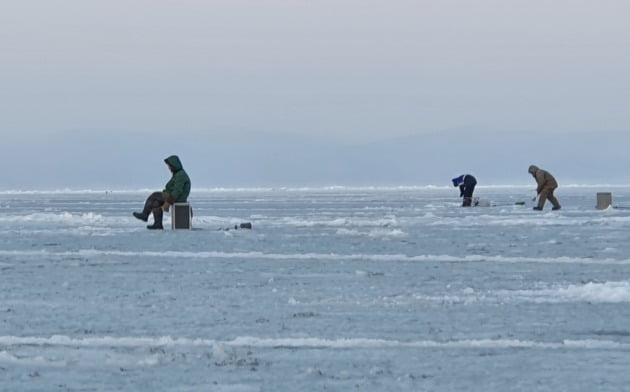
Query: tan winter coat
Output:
[[528, 165, 558, 193]]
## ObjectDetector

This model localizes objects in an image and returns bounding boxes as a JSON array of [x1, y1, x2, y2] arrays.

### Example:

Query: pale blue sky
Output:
[[1, 1, 629, 188]]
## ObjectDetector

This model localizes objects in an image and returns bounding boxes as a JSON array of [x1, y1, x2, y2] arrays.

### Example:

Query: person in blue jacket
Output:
[[452, 174, 477, 207]]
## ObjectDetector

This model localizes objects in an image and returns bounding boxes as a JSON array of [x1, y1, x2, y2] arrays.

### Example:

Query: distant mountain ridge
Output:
[[2, 129, 629, 189]]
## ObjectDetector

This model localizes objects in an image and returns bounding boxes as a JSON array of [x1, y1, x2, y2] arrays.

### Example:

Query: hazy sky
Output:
[[1, 1, 629, 188]]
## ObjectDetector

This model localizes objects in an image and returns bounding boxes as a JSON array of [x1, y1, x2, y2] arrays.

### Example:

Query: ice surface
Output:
[[1, 186, 630, 391]]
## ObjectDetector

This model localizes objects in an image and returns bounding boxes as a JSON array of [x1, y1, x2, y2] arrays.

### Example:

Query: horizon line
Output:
[[2, 183, 630, 195]]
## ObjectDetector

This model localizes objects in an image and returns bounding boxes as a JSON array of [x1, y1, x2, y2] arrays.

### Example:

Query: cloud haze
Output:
[[1, 1, 628, 188]]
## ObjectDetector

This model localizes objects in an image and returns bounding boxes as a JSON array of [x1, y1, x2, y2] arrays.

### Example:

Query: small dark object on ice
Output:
[[219, 222, 253, 231]]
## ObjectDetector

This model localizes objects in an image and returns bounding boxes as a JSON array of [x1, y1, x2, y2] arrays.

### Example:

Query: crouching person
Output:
[[528, 165, 560, 211], [133, 155, 191, 229], [452, 174, 477, 207]]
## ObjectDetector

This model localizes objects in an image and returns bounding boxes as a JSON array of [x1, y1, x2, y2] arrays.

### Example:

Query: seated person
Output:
[[133, 155, 191, 229]]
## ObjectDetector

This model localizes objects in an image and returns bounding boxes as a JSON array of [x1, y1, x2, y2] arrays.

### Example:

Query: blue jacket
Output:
[[452, 175, 466, 187], [452, 174, 476, 197]]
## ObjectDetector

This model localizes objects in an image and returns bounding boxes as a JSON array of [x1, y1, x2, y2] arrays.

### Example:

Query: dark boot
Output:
[[533, 207, 543, 211], [462, 197, 472, 207], [133, 212, 148, 222], [147, 208, 164, 230]]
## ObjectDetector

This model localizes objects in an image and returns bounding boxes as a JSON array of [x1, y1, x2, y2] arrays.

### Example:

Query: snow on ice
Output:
[[1, 186, 630, 391]]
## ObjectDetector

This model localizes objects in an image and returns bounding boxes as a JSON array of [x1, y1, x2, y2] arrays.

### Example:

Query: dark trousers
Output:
[[462, 176, 477, 207], [538, 187, 561, 209], [141, 191, 165, 225]]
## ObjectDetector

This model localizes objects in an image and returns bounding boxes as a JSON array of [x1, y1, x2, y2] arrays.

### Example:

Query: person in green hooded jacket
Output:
[[133, 155, 191, 229]]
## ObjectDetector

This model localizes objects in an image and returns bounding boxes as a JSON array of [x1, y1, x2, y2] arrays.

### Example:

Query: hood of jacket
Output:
[[165, 155, 184, 172], [528, 165, 539, 175]]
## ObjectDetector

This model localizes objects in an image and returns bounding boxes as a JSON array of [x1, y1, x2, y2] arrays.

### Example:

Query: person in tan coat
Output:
[[528, 165, 561, 211]]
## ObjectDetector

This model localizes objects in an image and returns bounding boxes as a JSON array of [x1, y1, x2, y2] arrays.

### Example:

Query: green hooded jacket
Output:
[[163, 155, 191, 203]]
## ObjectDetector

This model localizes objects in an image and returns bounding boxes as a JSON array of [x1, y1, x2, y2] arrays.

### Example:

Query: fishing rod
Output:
[[490, 201, 528, 207]]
